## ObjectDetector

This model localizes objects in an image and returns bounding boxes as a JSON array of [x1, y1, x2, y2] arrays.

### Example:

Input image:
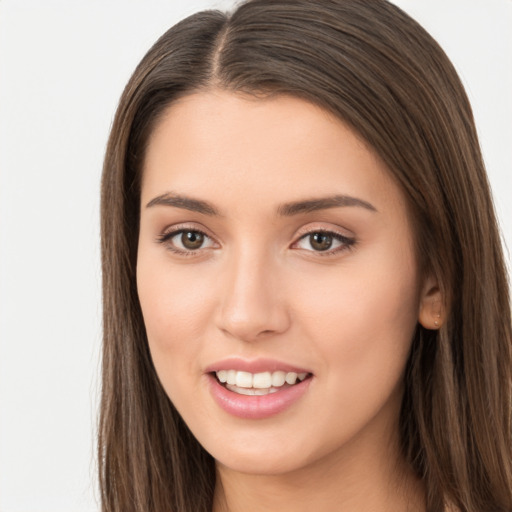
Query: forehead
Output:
[[141, 90, 405, 218]]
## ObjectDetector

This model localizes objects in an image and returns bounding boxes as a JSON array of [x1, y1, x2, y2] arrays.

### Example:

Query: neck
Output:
[[212, 416, 425, 512]]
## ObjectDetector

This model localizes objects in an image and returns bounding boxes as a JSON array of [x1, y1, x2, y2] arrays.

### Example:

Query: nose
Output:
[[215, 250, 291, 342]]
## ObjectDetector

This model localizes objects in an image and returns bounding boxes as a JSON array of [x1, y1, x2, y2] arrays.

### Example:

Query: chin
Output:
[[215, 449, 309, 476], [201, 428, 333, 477]]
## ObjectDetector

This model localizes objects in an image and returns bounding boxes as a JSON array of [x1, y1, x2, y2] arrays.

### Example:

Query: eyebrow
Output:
[[146, 192, 220, 216], [277, 195, 377, 216], [145, 192, 377, 216]]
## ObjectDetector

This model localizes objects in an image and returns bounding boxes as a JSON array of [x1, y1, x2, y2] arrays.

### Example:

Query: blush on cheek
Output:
[[137, 264, 217, 398], [138, 258, 209, 331], [292, 254, 418, 380]]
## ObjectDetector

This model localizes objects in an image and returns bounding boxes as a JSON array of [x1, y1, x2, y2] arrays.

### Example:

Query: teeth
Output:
[[235, 371, 252, 388], [271, 371, 286, 387], [285, 372, 298, 385], [215, 369, 309, 389], [225, 384, 280, 395], [253, 372, 272, 389], [226, 369, 236, 385]]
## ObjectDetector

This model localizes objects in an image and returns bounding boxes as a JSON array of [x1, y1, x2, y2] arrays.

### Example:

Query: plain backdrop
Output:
[[0, 1, 510, 511]]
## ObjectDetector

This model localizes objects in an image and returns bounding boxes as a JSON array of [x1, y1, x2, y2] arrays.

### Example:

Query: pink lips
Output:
[[205, 358, 312, 420], [204, 357, 310, 375]]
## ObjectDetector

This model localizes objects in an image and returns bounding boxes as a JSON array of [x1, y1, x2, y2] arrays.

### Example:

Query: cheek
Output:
[[136, 255, 215, 388], [291, 246, 420, 385]]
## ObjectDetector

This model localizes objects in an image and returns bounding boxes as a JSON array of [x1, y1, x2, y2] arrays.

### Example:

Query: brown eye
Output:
[[181, 231, 205, 250], [293, 229, 355, 255], [157, 228, 215, 254], [309, 232, 333, 251]]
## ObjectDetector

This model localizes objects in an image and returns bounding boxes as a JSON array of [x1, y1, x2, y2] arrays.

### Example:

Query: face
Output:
[[137, 90, 427, 476]]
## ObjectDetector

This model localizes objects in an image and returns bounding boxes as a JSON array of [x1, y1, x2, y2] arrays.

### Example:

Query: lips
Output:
[[205, 357, 311, 374], [205, 358, 313, 419]]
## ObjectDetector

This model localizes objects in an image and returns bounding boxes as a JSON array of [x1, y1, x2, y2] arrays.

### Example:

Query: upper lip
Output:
[[204, 357, 312, 375]]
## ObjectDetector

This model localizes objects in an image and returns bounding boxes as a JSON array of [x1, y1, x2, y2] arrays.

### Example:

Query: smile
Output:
[[206, 363, 313, 419], [215, 370, 309, 395]]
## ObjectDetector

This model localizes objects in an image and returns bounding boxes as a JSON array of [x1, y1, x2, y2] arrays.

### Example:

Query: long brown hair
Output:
[[99, 1, 512, 510]]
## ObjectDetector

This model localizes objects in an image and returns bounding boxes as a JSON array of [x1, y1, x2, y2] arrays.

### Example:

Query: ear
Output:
[[418, 275, 443, 330]]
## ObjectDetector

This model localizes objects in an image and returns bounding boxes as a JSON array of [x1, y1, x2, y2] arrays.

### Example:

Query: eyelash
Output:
[[293, 229, 356, 256], [156, 227, 214, 256], [156, 226, 356, 257]]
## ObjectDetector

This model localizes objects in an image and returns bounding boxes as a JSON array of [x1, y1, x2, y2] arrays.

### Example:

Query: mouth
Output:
[[212, 369, 311, 396], [206, 362, 313, 419]]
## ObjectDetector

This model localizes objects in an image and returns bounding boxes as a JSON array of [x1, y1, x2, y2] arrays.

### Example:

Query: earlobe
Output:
[[418, 276, 444, 330]]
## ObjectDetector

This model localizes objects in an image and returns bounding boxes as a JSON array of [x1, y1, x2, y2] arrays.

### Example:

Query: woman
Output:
[[99, 0, 512, 510]]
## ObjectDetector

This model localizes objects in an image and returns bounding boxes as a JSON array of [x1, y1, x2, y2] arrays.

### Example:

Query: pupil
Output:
[[181, 231, 204, 249], [310, 232, 332, 251]]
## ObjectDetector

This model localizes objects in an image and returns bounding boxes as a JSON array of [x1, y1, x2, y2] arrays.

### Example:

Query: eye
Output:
[[157, 228, 216, 254], [293, 230, 355, 254]]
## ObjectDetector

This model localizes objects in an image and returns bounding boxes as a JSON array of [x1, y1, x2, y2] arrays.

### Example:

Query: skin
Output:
[[137, 90, 439, 511]]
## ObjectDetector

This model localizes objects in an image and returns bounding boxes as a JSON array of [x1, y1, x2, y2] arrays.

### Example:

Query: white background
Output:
[[0, 1, 510, 511]]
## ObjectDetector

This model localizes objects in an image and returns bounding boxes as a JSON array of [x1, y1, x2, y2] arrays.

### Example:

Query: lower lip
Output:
[[207, 374, 312, 419]]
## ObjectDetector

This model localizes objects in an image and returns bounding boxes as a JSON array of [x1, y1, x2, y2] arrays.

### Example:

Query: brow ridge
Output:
[[277, 195, 377, 216], [146, 192, 376, 217], [145, 192, 219, 216]]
